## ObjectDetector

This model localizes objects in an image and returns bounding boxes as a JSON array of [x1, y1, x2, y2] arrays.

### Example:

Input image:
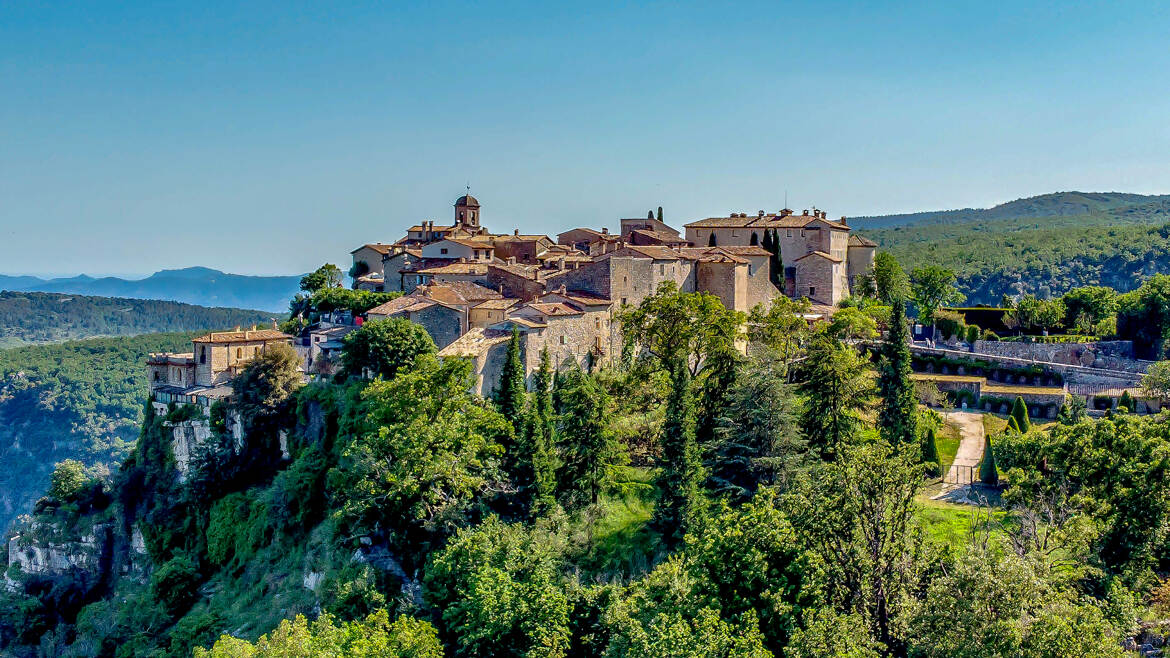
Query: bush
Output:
[[340, 318, 436, 380], [981, 329, 999, 341], [150, 554, 201, 616], [934, 310, 965, 340], [48, 460, 88, 502], [965, 324, 980, 344]]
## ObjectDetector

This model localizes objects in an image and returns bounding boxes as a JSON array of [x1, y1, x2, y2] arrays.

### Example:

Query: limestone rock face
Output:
[[168, 419, 213, 480], [5, 520, 110, 590]]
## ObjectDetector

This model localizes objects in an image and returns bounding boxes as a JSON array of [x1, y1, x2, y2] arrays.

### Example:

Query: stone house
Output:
[[556, 227, 619, 254], [620, 213, 680, 238], [349, 243, 397, 280], [487, 262, 547, 301], [491, 231, 554, 264], [191, 328, 295, 387], [683, 208, 875, 305], [420, 238, 496, 262], [366, 295, 466, 349], [401, 260, 490, 292]]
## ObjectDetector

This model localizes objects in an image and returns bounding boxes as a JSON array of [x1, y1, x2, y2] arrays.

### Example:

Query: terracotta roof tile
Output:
[[192, 329, 292, 344]]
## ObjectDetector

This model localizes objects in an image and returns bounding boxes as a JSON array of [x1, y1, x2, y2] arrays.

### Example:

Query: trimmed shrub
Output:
[[979, 434, 999, 485], [965, 324, 980, 344], [1010, 396, 1031, 433], [934, 310, 966, 340]]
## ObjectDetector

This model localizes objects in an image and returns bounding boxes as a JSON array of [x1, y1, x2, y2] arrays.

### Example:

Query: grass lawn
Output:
[[935, 421, 961, 474], [917, 497, 1003, 549]]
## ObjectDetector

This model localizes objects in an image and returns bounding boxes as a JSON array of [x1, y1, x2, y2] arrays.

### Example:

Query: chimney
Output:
[[758, 210, 765, 217], [507, 256, 516, 265], [802, 209, 809, 216], [271, 318, 278, 330], [840, 215, 849, 227], [558, 257, 566, 271], [601, 227, 609, 235]]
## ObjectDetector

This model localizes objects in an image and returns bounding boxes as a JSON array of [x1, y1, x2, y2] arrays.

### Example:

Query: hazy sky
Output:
[[3, 1, 1170, 276]]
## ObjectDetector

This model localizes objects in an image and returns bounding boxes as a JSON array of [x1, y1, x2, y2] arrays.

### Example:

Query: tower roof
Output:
[[455, 194, 480, 207]]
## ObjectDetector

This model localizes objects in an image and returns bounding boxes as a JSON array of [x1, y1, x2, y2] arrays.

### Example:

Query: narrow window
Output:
[[809, 287, 816, 297], [560, 335, 567, 345], [236, 348, 242, 358]]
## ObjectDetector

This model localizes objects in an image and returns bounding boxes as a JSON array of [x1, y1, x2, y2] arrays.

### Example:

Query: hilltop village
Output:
[[148, 194, 877, 401]]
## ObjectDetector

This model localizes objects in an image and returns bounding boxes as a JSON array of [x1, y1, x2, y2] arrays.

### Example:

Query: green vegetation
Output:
[[0, 332, 200, 533], [858, 193, 1170, 305], [2, 278, 1167, 657], [0, 291, 271, 347]]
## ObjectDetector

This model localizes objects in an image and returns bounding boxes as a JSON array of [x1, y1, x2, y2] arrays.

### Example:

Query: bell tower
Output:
[[454, 193, 481, 230]]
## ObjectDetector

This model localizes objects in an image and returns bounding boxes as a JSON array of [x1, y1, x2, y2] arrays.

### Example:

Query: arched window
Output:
[[236, 348, 242, 358], [750, 232, 759, 245], [708, 233, 717, 247]]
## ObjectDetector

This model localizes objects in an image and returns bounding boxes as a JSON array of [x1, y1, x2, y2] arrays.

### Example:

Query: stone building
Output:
[[683, 208, 875, 305], [147, 327, 294, 412]]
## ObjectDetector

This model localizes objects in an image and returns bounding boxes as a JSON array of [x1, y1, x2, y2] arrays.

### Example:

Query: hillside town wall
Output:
[[971, 340, 1147, 373]]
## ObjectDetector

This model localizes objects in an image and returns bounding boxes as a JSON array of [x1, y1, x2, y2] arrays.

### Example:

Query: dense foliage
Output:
[[2, 278, 1168, 657], [0, 332, 199, 533]]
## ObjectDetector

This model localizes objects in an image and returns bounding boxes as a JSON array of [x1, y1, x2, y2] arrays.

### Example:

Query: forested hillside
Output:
[[0, 292, 272, 347], [3, 283, 1166, 657], [853, 192, 1170, 303], [0, 333, 197, 533]]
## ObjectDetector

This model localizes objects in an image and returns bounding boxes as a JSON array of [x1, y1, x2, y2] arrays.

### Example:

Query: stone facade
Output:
[[684, 208, 873, 305]]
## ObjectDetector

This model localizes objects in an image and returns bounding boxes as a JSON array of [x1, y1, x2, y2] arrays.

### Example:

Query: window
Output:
[[560, 335, 567, 345], [621, 297, 628, 305], [658, 264, 664, 275], [440, 248, 448, 254], [786, 229, 792, 237], [809, 287, 816, 297], [199, 347, 206, 364], [236, 348, 242, 358], [154, 372, 160, 381]]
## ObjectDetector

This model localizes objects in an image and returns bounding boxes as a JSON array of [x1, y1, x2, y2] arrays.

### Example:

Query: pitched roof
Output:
[[630, 229, 690, 244], [405, 224, 457, 233], [366, 295, 436, 316], [445, 237, 495, 248], [685, 212, 850, 231], [488, 261, 542, 279], [192, 329, 292, 344], [418, 281, 503, 305], [413, 262, 491, 276], [351, 243, 397, 255], [437, 327, 511, 358], [522, 302, 583, 316], [710, 245, 771, 256], [474, 298, 520, 310], [541, 290, 612, 307], [793, 250, 844, 263], [849, 234, 878, 247]]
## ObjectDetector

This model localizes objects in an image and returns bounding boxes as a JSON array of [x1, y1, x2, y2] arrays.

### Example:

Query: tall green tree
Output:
[[910, 265, 965, 333], [878, 302, 917, 446], [340, 318, 436, 381], [1010, 396, 1031, 433], [555, 367, 622, 509], [494, 327, 526, 425], [799, 332, 873, 459], [710, 351, 803, 497], [747, 295, 812, 377], [300, 263, 344, 293], [618, 282, 742, 539], [527, 348, 558, 514], [921, 427, 941, 478], [979, 433, 998, 485], [657, 205, 664, 222], [873, 252, 910, 306], [658, 361, 706, 542], [330, 356, 509, 563]]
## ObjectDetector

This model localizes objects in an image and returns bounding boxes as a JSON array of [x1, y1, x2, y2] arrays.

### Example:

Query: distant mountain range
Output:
[[0, 266, 302, 313]]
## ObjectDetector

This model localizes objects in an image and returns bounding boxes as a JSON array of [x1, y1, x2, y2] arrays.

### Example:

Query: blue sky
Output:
[[3, 1, 1170, 276]]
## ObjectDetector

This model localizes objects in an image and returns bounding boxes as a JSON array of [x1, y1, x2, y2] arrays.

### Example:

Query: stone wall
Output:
[[972, 340, 1147, 373], [410, 304, 464, 349]]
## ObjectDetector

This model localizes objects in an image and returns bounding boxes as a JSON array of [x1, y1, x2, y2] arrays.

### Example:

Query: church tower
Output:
[[454, 194, 481, 230]]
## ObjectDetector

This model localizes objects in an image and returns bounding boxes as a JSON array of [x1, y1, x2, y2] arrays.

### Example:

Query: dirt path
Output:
[[931, 411, 985, 502]]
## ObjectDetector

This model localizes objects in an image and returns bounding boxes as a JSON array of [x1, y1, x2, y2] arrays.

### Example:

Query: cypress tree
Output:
[[495, 328, 526, 425], [657, 206, 664, 222], [657, 362, 706, 545], [556, 367, 619, 509], [1118, 390, 1134, 413], [878, 301, 918, 446], [1007, 415, 1021, 433], [529, 349, 558, 514], [921, 426, 941, 477], [1010, 396, 1031, 433], [979, 433, 999, 485]]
